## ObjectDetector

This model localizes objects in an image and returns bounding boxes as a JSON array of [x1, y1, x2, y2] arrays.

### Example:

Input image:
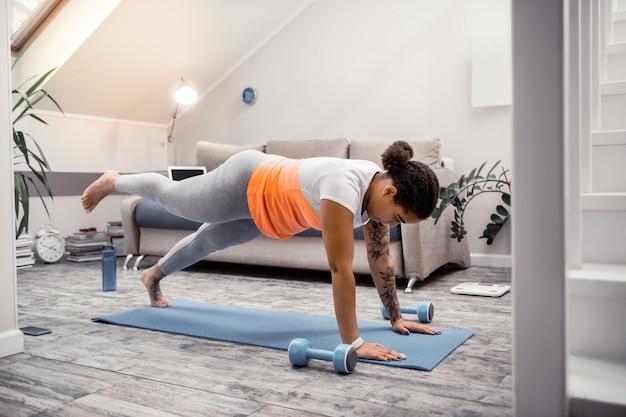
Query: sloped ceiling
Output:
[[35, 0, 312, 124]]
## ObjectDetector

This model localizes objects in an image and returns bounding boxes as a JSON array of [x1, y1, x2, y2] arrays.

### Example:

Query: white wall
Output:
[[176, 0, 513, 265], [17, 112, 168, 173], [16, 113, 168, 237], [1, 0, 24, 359]]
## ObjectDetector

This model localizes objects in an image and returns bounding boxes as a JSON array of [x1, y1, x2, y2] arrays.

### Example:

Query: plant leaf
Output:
[[467, 167, 477, 183], [496, 205, 509, 216], [475, 161, 487, 177], [11, 68, 61, 236], [490, 213, 504, 224], [486, 160, 501, 179]]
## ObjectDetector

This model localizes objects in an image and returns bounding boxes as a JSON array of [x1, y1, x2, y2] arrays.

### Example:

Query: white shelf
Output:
[[569, 355, 626, 417], [592, 129, 626, 145], [607, 41, 626, 55], [569, 263, 626, 297], [602, 80, 626, 95], [581, 192, 626, 210]]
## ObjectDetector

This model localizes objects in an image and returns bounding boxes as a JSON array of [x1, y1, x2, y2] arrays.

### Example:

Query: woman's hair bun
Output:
[[381, 140, 414, 173]]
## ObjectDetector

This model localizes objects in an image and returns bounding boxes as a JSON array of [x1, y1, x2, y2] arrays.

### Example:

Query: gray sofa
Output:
[[121, 137, 470, 292]]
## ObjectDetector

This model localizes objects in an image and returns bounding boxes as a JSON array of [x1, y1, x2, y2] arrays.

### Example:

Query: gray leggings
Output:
[[115, 150, 280, 275]]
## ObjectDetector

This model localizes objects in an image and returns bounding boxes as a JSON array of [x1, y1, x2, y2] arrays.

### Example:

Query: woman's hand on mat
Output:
[[392, 318, 441, 336], [358, 341, 407, 361]]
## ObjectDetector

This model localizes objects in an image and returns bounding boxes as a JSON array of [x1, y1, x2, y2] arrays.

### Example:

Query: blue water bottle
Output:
[[102, 244, 116, 291]]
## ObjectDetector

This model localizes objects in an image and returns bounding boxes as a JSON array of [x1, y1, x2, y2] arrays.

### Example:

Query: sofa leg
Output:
[[132, 254, 146, 271], [404, 275, 420, 293], [122, 254, 134, 271]]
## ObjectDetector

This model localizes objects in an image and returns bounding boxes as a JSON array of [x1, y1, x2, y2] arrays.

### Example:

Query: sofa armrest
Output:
[[400, 167, 471, 281], [121, 196, 143, 254]]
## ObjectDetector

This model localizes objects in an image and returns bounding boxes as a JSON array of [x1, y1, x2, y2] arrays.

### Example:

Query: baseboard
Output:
[[470, 253, 512, 268], [0, 329, 24, 358]]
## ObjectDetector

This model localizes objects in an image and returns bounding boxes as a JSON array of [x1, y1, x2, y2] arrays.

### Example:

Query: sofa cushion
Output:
[[196, 141, 266, 172], [266, 138, 350, 159], [135, 200, 202, 231], [349, 136, 442, 167]]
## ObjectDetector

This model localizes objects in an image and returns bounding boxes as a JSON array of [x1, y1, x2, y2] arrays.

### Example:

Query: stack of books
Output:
[[107, 221, 123, 237], [16, 233, 35, 269], [65, 229, 110, 262]]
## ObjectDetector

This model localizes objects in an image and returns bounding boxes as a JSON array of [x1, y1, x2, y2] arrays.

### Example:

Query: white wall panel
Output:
[[470, 0, 512, 107]]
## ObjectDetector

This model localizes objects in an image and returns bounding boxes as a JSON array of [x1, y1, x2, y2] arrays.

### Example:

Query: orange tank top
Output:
[[247, 159, 322, 239]]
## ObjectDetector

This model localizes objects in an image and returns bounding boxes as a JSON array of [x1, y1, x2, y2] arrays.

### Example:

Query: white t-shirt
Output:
[[298, 157, 381, 229]]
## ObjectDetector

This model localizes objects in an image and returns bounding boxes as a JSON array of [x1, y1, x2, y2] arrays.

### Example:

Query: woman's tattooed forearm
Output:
[[378, 266, 401, 323], [367, 221, 389, 261], [368, 223, 400, 321]]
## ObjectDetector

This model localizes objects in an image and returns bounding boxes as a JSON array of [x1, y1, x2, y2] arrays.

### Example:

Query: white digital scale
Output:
[[450, 282, 511, 297]]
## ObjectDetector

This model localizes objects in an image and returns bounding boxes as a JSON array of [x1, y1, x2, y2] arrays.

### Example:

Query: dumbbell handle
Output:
[[381, 302, 434, 322], [306, 347, 334, 362], [401, 306, 417, 314]]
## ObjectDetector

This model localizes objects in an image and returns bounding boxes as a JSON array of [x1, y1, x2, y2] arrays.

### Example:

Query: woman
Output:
[[82, 140, 441, 361]]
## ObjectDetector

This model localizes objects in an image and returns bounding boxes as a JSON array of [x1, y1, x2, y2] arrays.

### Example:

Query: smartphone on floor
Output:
[[20, 326, 51, 336]]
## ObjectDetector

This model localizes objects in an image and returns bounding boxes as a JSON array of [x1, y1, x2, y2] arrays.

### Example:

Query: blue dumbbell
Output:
[[288, 338, 358, 374], [381, 301, 434, 323]]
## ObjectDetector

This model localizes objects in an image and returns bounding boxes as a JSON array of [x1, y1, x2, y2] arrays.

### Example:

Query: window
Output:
[[10, 0, 65, 54]]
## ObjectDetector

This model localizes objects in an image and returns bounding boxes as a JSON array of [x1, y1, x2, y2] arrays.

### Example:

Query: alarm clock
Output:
[[33, 224, 65, 263]]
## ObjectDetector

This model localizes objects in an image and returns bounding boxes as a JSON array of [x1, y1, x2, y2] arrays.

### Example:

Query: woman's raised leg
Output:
[[81, 149, 272, 224]]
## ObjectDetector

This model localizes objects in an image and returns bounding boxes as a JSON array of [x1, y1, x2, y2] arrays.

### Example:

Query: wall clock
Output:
[[242, 87, 257, 104], [33, 224, 65, 263]]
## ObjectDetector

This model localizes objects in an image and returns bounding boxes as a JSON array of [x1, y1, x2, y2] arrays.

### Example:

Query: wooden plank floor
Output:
[[3, 258, 512, 417]]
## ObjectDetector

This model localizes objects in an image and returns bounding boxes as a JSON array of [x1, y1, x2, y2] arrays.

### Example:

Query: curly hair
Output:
[[380, 140, 439, 220]]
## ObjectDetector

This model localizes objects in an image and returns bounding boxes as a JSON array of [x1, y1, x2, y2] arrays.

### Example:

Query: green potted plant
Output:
[[12, 68, 62, 237], [431, 161, 511, 245]]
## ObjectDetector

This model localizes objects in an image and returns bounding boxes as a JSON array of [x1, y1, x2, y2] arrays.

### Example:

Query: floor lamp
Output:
[[168, 77, 197, 163]]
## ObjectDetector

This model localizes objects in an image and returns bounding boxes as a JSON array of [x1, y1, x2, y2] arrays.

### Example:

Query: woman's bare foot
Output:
[[81, 170, 120, 213], [140, 265, 171, 308]]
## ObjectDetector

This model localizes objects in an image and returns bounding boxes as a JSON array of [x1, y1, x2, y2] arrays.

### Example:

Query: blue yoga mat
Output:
[[92, 299, 473, 371]]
